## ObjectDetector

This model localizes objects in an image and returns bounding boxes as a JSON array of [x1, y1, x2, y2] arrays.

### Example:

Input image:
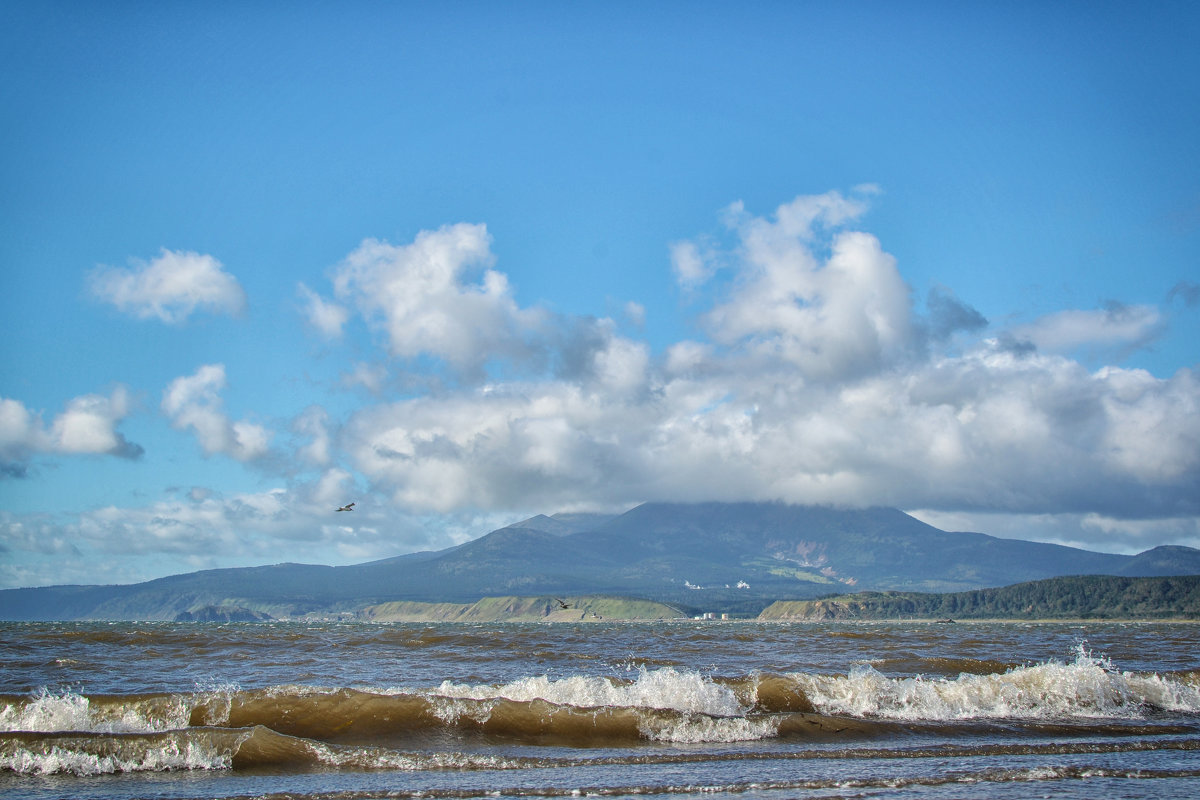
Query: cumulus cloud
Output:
[[89, 249, 247, 323], [308, 223, 545, 376], [332, 192, 1199, 530], [699, 193, 919, 380], [345, 383, 645, 513], [162, 364, 271, 461], [343, 348, 1199, 520], [0, 387, 143, 473], [51, 388, 144, 459]]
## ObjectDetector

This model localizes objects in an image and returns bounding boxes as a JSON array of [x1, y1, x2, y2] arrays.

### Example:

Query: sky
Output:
[[2, 1, 1198, 590]]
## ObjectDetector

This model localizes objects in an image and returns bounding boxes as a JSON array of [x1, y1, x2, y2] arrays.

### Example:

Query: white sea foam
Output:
[[430, 666, 746, 717], [0, 689, 191, 734], [305, 742, 525, 772], [0, 735, 232, 776], [638, 712, 779, 743], [0, 690, 92, 733], [798, 645, 1200, 721], [422, 667, 776, 741]]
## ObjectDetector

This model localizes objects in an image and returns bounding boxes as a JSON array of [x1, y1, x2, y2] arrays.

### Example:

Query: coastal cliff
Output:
[[359, 595, 685, 622]]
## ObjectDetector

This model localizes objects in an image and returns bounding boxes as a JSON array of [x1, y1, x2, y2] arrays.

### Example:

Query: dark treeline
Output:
[[767, 575, 1200, 620]]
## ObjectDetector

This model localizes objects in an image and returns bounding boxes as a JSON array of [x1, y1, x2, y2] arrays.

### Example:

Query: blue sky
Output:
[[2, 1, 1198, 589]]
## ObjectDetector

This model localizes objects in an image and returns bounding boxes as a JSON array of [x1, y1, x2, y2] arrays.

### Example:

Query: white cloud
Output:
[[1, 387, 142, 472], [332, 193, 1199, 529], [669, 239, 714, 288], [312, 467, 355, 507], [1009, 303, 1162, 357], [723, 190, 870, 245], [346, 383, 635, 513], [50, 386, 143, 458], [0, 398, 43, 466], [1097, 364, 1199, 483], [162, 364, 272, 461], [89, 249, 247, 323], [298, 283, 350, 338], [342, 344, 1199, 523], [293, 406, 334, 466], [324, 223, 545, 374], [699, 195, 918, 380], [591, 330, 649, 395]]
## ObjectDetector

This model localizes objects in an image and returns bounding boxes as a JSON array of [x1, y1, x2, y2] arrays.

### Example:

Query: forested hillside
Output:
[[759, 575, 1200, 620]]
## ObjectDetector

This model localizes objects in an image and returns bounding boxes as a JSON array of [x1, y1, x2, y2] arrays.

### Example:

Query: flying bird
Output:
[[335, 502, 355, 512]]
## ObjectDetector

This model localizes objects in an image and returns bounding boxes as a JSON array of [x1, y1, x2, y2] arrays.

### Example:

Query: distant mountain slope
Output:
[[1115, 546, 1200, 577], [575, 502, 1137, 593], [2, 502, 1198, 620]]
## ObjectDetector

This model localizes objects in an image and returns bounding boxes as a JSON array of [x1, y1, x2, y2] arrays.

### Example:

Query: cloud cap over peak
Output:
[[329, 194, 1199, 526]]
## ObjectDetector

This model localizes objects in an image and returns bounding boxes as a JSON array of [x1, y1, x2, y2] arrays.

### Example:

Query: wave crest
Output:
[[798, 645, 1200, 721]]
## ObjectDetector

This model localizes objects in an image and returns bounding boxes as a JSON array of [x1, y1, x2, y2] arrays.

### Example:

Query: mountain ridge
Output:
[[2, 501, 1198, 620]]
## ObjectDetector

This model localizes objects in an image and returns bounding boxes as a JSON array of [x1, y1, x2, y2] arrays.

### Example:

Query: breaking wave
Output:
[[4, 649, 1199, 776], [797, 644, 1200, 721]]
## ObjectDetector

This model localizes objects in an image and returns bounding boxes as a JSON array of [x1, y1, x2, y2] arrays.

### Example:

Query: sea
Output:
[[2, 619, 1199, 800]]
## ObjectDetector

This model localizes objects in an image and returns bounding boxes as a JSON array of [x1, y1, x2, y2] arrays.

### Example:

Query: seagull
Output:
[[335, 502, 356, 512]]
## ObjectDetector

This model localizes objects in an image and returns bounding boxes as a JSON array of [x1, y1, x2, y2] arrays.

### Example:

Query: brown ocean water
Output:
[[2, 619, 1199, 799]]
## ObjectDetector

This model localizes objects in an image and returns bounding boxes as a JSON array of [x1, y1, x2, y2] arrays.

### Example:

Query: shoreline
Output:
[[277, 614, 1200, 625]]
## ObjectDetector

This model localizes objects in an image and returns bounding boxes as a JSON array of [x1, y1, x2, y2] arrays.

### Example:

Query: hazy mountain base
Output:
[[359, 595, 685, 622], [759, 575, 1200, 621]]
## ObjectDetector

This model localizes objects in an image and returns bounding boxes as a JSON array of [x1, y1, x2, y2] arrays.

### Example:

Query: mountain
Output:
[[3, 502, 1198, 621]]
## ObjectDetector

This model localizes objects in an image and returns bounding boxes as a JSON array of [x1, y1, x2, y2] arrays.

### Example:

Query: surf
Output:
[[5, 649, 1200, 777], [794, 644, 1200, 721]]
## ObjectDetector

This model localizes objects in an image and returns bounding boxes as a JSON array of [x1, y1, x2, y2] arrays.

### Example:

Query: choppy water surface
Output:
[[2, 620, 1198, 799]]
